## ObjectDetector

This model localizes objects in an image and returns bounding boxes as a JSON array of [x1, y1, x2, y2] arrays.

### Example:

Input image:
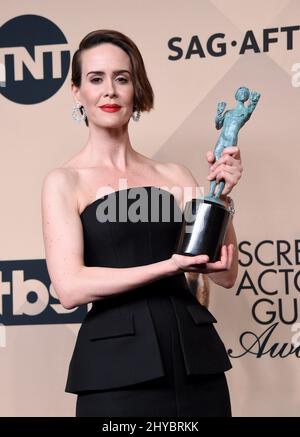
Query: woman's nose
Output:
[[104, 80, 117, 97]]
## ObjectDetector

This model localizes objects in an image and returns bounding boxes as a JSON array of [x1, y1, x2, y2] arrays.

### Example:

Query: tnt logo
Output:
[[0, 14, 70, 104], [0, 259, 87, 325]]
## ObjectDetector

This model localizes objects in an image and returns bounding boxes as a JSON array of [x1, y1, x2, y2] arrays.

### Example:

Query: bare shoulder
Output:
[[164, 161, 203, 205], [41, 167, 79, 214], [42, 167, 78, 197], [164, 161, 200, 187]]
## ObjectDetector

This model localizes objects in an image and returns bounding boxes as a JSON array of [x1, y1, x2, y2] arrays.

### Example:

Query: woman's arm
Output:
[[206, 217, 238, 288], [204, 146, 242, 287], [41, 168, 209, 310]]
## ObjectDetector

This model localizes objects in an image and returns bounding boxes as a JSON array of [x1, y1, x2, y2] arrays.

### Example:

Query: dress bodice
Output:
[[80, 186, 184, 269]]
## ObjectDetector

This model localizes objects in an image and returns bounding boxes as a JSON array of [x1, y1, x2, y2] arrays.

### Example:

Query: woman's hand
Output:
[[170, 244, 234, 274], [206, 146, 243, 195]]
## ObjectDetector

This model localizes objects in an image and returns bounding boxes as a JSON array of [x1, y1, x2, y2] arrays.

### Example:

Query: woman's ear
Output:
[[71, 82, 81, 103]]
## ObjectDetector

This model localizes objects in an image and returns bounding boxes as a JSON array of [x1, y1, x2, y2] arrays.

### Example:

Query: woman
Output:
[[41, 29, 242, 417]]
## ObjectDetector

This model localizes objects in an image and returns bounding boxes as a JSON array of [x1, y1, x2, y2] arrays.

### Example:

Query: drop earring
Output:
[[72, 101, 87, 123], [131, 107, 141, 122]]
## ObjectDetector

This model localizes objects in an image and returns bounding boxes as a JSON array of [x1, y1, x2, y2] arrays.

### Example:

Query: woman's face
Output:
[[72, 43, 135, 128]]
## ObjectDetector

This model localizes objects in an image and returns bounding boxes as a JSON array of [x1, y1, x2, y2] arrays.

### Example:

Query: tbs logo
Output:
[[0, 14, 70, 103], [0, 260, 87, 325]]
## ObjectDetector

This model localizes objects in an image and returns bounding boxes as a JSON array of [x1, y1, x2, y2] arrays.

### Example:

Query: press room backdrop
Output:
[[0, 0, 299, 417]]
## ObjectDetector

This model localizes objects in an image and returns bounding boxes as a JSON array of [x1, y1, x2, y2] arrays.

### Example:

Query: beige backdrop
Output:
[[1, 0, 299, 416]]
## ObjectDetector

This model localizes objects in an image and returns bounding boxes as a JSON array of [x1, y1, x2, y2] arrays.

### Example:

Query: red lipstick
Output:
[[99, 104, 121, 113]]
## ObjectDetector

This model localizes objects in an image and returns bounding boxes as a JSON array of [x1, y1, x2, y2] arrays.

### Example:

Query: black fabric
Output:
[[76, 293, 231, 417], [64, 187, 232, 416]]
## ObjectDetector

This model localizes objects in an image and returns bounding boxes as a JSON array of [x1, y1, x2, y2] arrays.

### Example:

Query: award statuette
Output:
[[175, 86, 261, 262]]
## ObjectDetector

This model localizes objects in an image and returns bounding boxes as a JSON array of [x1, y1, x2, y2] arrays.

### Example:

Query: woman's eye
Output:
[[117, 77, 128, 83], [90, 77, 128, 84]]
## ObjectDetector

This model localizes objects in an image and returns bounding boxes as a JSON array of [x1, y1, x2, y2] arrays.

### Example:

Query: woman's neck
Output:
[[80, 124, 138, 170]]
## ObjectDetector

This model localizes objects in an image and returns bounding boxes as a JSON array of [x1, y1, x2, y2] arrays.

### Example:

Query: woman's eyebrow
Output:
[[86, 70, 131, 77]]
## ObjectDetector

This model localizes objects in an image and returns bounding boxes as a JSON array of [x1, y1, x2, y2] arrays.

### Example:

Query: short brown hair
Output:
[[71, 29, 154, 126]]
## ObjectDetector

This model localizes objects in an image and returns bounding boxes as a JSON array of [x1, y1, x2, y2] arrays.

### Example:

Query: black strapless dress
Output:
[[65, 186, 232, 417]]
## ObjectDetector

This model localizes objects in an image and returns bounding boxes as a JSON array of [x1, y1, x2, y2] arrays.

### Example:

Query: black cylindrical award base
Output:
[[174, 198, 231, 263]]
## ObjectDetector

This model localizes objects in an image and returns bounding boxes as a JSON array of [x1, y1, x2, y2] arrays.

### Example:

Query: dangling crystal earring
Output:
[[131, 107, 141, 122], [72, 101, 87, 123]]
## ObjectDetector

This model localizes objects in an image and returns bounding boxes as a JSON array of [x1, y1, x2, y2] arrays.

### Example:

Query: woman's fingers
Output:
[[209, 154, 235, 172], [205, 244, 234, 273], [226, 244, 234, 270], [222, 146, 241, 161], [219, 173, 238, 195], [206, 147, 243, 195], [171, 253, 210, 272], [206, 150, 215, 165], [205, 245, 228, 271], [208, 170, 239, 195], [207, 160, 242, 195], [208, 155, 242, 175], [207, 163, 237, 180], [171, 245, 234, 274], [191, 254, 210, 265]]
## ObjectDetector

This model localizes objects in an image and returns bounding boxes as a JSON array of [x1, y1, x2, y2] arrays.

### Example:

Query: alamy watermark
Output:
[[89, 179, 205, 233]]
